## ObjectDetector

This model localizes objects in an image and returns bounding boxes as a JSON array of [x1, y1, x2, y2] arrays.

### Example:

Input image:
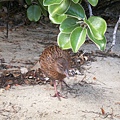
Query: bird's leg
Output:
[[59, 80, 72, 90], [52, 80, 61, 98], [59, 81, 63, 90], [63, 80, 73, 90], [52, 80, 66, 100]]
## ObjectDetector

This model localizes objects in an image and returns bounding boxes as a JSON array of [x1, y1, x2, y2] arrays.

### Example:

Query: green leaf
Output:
[[38, 0, 48, 16], [87, 29, 106, 50], [79, 0, 82, 3], [70, 27, 87, 52], [27, 5, 41, 22], [72, 0, 80, 3], [25, 0, 32, 5], [85, 16, 107, 40], [88, 0, 98, 6], [38, 0, 48, 10], [66, 1, 85, 19], [57, 32, 71, 49], [39, 6, 48, 16], [49, 14, 67, 24], [60, 17, 79, 33], [38, 0, 48, 11], [48, 0, 70, 16], [43, 0, 63, 6]]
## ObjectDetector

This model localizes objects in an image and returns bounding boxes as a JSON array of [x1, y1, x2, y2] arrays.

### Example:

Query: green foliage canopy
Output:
[[26, 0, 107, 52]]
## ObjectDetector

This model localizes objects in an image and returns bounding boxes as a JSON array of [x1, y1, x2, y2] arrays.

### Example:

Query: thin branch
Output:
[[107, 15, 120, 52], [112, 15, 120, 47], [84, 0, 93, 17]]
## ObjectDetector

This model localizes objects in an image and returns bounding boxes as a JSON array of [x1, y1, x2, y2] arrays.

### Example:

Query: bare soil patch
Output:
[[0, 23, 120, 120]]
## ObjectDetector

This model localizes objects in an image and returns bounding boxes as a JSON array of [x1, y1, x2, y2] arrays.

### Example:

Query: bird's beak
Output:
[[64, 69, 69, 79]]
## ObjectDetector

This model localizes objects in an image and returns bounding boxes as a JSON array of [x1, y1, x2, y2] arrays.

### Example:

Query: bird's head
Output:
[[55, 58, 70, 78]]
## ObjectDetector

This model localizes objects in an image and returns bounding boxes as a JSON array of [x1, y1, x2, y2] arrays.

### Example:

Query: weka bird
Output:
[[39, 45, 71, 99]]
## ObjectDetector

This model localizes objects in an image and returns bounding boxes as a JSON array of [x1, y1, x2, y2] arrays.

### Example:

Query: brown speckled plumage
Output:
[[39, 45, 71, 99], [39, 45, 70, 80]]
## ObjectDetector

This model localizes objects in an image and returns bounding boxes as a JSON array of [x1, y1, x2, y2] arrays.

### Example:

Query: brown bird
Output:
[[39, 45, 71, 99]]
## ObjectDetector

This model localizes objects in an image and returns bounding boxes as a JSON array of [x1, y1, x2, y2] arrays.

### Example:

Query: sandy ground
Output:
[[0, 24, 120, 120]]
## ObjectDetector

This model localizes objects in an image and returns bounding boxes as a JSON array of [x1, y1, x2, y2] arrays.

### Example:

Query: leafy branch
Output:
[[43, 0, 107, 52]]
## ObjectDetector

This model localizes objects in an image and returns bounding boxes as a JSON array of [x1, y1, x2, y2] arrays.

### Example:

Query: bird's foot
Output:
[[51, 92, 67, 101]]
